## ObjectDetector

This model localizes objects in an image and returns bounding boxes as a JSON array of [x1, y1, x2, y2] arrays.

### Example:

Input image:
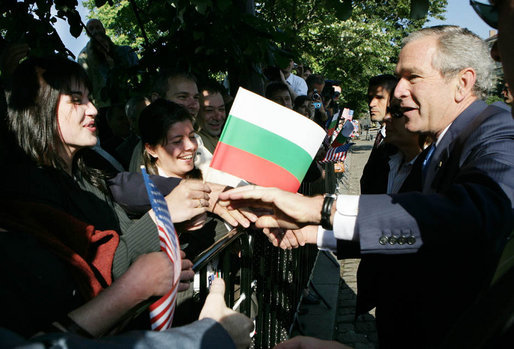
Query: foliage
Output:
[[83, 0, 289, 96], [256, 0, 447, 116], [0, 0, 84, 59], [2, 0, 447, 113]]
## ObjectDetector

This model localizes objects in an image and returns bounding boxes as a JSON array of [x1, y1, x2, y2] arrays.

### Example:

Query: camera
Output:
[[312, 89, 321, 101]]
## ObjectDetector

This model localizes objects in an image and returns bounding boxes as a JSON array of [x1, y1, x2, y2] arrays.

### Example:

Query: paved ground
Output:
[[333, 133, 379, 348]]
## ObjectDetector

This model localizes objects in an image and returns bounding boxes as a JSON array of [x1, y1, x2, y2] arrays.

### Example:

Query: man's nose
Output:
[[394, 78, 409, 99]]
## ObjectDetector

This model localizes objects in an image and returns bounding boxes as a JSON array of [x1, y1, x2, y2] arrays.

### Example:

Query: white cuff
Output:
[[316, 225, 337, 251], [333, 195, 359, 241]]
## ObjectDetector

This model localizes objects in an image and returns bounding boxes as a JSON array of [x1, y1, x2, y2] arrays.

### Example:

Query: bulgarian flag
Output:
[[210, 88, 326, 192], [326, 112, 340, 137]]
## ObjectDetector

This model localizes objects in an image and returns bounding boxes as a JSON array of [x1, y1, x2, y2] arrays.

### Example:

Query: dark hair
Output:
[[139, 98, 200, 178], [265, 81, 290, 100], [152, 71, 197, 98], [293, 95, 310, 110], [306, 74, 325, 91], [368, 74, 397, 95], [199, 79, 226, 97], [7, 56, 110, 191]]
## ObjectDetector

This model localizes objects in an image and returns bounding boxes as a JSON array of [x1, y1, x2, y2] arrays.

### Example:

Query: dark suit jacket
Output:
[[341, 101, 514, 348], [360, 142, 397, 194]]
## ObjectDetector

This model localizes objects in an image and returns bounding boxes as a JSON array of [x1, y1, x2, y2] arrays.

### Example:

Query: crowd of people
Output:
[[0, 1, 513, 348]]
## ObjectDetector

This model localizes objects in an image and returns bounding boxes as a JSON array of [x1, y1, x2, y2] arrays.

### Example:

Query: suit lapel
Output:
[[422, 100, 488, 193]]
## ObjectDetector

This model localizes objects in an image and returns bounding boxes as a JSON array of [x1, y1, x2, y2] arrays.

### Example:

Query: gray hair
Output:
[[402, 25, 494, 99]]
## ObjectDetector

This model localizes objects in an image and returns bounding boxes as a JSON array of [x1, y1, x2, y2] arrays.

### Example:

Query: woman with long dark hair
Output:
[[4, 56, 210, 278]]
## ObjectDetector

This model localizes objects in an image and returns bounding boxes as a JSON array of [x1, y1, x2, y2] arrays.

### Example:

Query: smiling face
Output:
[[56, 84, 98, 163], [146, 120, 197, 178], [165, 77, 200, 118], [200, 91, 226, 137], [394, 36, 460, 136]]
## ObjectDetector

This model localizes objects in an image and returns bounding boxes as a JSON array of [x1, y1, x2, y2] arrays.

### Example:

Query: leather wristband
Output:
[[321, 194, 337, 230]]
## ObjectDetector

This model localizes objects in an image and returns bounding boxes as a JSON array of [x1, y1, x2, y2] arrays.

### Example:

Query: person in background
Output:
[[293, 95, 314, 120], [359, 74, 398, 194], [265, 81, 293, 109], [281, 59, 308, 98], [197, 82, 228, 154], [502, 81, 513, 105]]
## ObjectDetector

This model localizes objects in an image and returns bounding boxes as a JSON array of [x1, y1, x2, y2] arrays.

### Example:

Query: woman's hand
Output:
[[207, 182, 256, 228], [164, 179, 211, 223]]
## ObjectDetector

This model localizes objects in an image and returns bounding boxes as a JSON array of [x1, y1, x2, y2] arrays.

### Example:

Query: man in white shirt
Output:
[[281, 59, 308, 98]]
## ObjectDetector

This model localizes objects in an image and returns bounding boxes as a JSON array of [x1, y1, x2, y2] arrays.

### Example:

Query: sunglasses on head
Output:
[[470, 0, 498, 29]]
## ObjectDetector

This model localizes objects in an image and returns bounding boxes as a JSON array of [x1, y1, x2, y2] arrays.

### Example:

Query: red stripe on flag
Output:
[[211, 142, 301, 192]]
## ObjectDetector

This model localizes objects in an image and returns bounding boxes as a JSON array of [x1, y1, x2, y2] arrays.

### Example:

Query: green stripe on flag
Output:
[[220, 115, 313, 182]]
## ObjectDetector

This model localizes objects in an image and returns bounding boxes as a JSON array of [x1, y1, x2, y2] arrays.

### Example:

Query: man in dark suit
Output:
[[360, 74, 398, 194], [219, 25, 514, 348]]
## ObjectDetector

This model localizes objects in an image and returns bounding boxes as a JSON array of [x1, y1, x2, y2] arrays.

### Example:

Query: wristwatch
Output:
[[320, 194, 337, 230]]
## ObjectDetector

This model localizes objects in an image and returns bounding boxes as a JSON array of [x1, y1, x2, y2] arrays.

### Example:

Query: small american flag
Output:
[[318, 143, 355, 164], [141, 167, 182, 331]]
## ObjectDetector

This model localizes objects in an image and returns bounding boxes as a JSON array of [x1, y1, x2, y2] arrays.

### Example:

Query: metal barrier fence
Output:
[[191, 162, 339, 348], [193, 227, 318, 348]]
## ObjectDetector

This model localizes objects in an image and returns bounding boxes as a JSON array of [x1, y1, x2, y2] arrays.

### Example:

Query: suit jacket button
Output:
[[397, 236, 405, 245], [407, 236, 416, 245], [379, 236, 388, 245], [388, 236, 397, 245]]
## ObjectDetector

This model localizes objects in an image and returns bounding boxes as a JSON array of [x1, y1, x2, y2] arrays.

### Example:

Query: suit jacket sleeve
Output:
[[108, 172, 181, 217], [0, 319, 236, 349], [353, 103, 514, 256]]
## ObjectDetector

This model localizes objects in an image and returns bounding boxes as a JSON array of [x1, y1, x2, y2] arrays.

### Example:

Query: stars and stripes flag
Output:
[[141, 167, 182, 331], [318, 142, 355, 164]]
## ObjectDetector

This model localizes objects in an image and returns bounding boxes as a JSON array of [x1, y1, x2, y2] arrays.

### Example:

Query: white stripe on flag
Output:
[[228, 88, 326, 158]]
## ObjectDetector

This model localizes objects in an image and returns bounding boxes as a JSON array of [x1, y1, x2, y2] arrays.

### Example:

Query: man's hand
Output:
[[178, 250, 194, 292], [263, 225, 318, 249], [207, 182, 256, 228], [199, 278, 254, 349], [164, 179, 210, 224], [124, 252, 175, 300], [218, 186, 324, 230]]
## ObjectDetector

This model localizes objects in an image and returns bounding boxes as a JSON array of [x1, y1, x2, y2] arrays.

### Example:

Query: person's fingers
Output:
[[239, 208, 259, 222], [293, 229, 306, 246], [263, 228, 279, 247], [188, 191, 211, 202], [215, 207, 239, 227], [178, 281, 191, 292], [182, 179, 211, 193], [284, 230, 299, 249], [209, 277, 225, 296], [255, 216, 301, 230], [180, 250, 186, 259], [218, 185, 268, 200], [181, 258, 193, 270], [225, 208, 250, 228], [180, 270, 195, 282]]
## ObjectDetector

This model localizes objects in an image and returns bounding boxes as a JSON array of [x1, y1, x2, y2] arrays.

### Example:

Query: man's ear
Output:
[[151, 92, 160, 102], [455, 68, 476, 102], [144, 143, 158, 159]]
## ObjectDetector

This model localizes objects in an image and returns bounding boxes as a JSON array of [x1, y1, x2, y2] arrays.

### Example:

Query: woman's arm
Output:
[[69, 251, 183, 337]]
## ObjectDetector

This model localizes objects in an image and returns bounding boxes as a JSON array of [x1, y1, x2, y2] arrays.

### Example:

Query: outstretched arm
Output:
[[218, 186, 327, 230]]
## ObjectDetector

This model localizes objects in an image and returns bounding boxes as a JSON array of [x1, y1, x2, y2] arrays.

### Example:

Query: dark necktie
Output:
[[422, 144, 436, 183], [374, 131, 383, 148]]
